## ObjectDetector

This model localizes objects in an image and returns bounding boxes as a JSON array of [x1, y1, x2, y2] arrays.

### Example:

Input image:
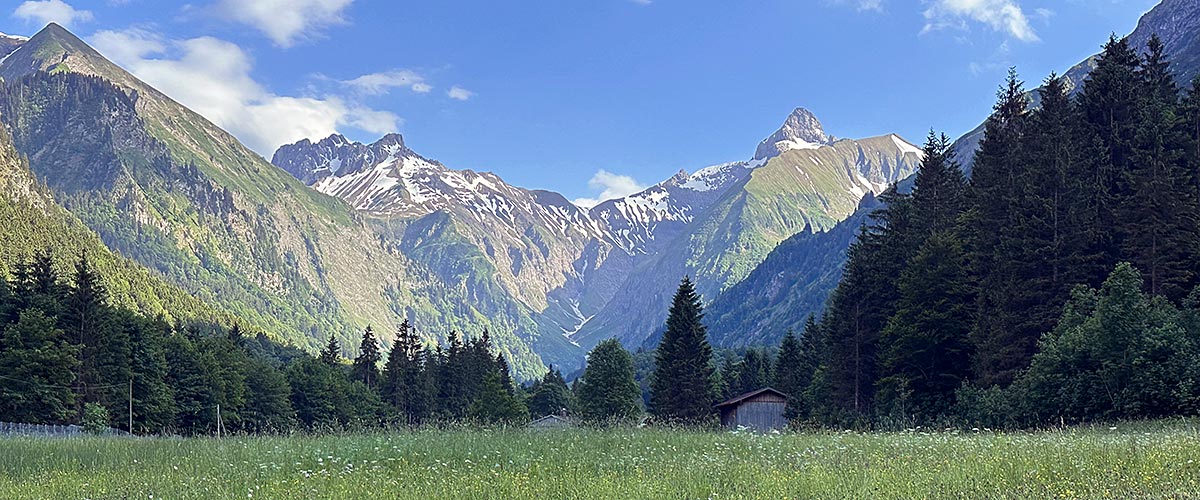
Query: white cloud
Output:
[[630, 0, 652, 4], [342, 70, 431, 95], [830, 0, 883, 12], [91, 29, 399, 157], [215, 0, 353, 47], [12, 0, 93, 29], [573, 170, 647, 208], [447, 86, 474, 101], [922, 0, 1039, 42]]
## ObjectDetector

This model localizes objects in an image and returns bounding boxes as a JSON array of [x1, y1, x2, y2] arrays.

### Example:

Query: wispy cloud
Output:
[[922, 0, 1040, 42], [342, 70, 432, 95], [12, 0, 92, 29], [829, 0, 883, 12], [447, 86, 474, 101], [91, 28, 400, 157], [573, 170, 647, 208], [214, 0, 353, 48]]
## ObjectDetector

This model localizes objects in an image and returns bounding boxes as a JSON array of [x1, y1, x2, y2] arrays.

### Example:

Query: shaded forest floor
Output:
[[2, 420, 1199, 499]]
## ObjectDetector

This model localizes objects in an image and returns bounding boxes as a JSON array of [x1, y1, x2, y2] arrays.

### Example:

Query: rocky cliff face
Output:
[[753, 107, 833, 162]]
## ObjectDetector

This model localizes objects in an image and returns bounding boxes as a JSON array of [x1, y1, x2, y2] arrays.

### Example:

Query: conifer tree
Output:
[[319, 333, 341, 366], [793, 316, 825, 418], [733, 348, 771, 396], [649, 277, 717, 424], [528, 367, 572, 418], [467, 371, 527, 425], [25, 249, 63, 318], [819, 201, 908, 420], [0, 309, 80, 424], [967, 70, 1030, 387], [125, 313, 176, 434], [875, 233, 972, 419], [1120, 35, 1200, 301], [381, 319, 428, 424], [773, 328, 804, 415], [577, 339, 641, 424], [243, 357, 295, 433], [495, 353, 514, 395], [351, 326, 381, 389], [63, 252, 129, 424], [1076, 34, 1141, 273]]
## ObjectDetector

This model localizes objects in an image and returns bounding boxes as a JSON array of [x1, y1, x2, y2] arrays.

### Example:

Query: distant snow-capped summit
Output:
[[753, 107, 832, 162]]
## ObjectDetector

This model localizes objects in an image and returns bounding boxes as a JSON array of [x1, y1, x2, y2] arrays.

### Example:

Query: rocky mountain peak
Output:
[[372, 133, 406, 149], [753, 107, 832, 161]]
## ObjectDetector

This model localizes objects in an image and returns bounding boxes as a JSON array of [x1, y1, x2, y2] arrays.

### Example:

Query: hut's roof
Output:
[[528, 414, 572, 426], [715, 387, 789, 408]]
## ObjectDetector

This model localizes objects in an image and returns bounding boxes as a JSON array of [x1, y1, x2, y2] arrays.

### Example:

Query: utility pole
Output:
[[128, 379, 133, 435], [216, 404, 221, 439]]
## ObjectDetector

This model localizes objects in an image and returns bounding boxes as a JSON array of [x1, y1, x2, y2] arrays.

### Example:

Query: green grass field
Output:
[[2, 421, 1199, 499]]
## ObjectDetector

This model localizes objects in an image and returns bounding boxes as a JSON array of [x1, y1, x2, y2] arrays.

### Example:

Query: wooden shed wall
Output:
[[720, 393, 788, 431]]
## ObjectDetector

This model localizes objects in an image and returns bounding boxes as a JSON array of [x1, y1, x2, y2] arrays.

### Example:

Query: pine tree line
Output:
[[0, 251, 648, 433]]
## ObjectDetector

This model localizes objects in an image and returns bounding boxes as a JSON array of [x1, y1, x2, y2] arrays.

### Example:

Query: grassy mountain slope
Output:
[[0, 115, 225, 326]]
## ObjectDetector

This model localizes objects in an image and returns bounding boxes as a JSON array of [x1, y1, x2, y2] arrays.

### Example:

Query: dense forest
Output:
[[0, 250, 646, 434], [776, 34, 1200, 428]]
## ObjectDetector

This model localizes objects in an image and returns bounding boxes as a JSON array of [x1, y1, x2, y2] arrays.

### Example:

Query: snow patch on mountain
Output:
[[891, 134, 924, 157]]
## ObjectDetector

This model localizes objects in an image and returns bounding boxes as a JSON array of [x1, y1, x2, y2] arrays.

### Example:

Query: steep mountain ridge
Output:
[[0, 114, 227, 327]]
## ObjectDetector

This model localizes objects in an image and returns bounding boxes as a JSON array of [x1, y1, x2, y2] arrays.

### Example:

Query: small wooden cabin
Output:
[[716, 387, 788, 432], [527, 414, 574, 430]]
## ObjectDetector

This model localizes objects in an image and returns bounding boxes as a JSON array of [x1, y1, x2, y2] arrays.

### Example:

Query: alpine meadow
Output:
[[3, 0, 1200, 498]]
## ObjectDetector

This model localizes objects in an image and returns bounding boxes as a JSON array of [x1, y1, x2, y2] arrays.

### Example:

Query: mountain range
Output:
[[0, 0, 1192, 377], [272, 106, 922, 363]]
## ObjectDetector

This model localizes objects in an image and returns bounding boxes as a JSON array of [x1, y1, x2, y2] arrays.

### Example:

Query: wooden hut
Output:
[[527, 414, 574, 430], [715, 387, 788, 432]]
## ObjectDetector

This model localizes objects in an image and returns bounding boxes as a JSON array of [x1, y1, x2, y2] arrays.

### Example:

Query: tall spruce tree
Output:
[[733, 348, 771, 396], [819, 189, 913, 421], [773, 328, 804, 416], [967, 70, 1031, 387], [649, 277, 717, 423], [1076, 34, 1142, 277], [381, 319, 428, 424], [63, 252, 129, 424], [1120, 35, 1200, 301], [875, 233, 972, 420], [351, 326, 381, 389], [125, 313, 176, 434]]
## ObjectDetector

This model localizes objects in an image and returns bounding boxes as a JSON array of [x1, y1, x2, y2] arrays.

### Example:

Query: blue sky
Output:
[[2, 0, 1162, 203]]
